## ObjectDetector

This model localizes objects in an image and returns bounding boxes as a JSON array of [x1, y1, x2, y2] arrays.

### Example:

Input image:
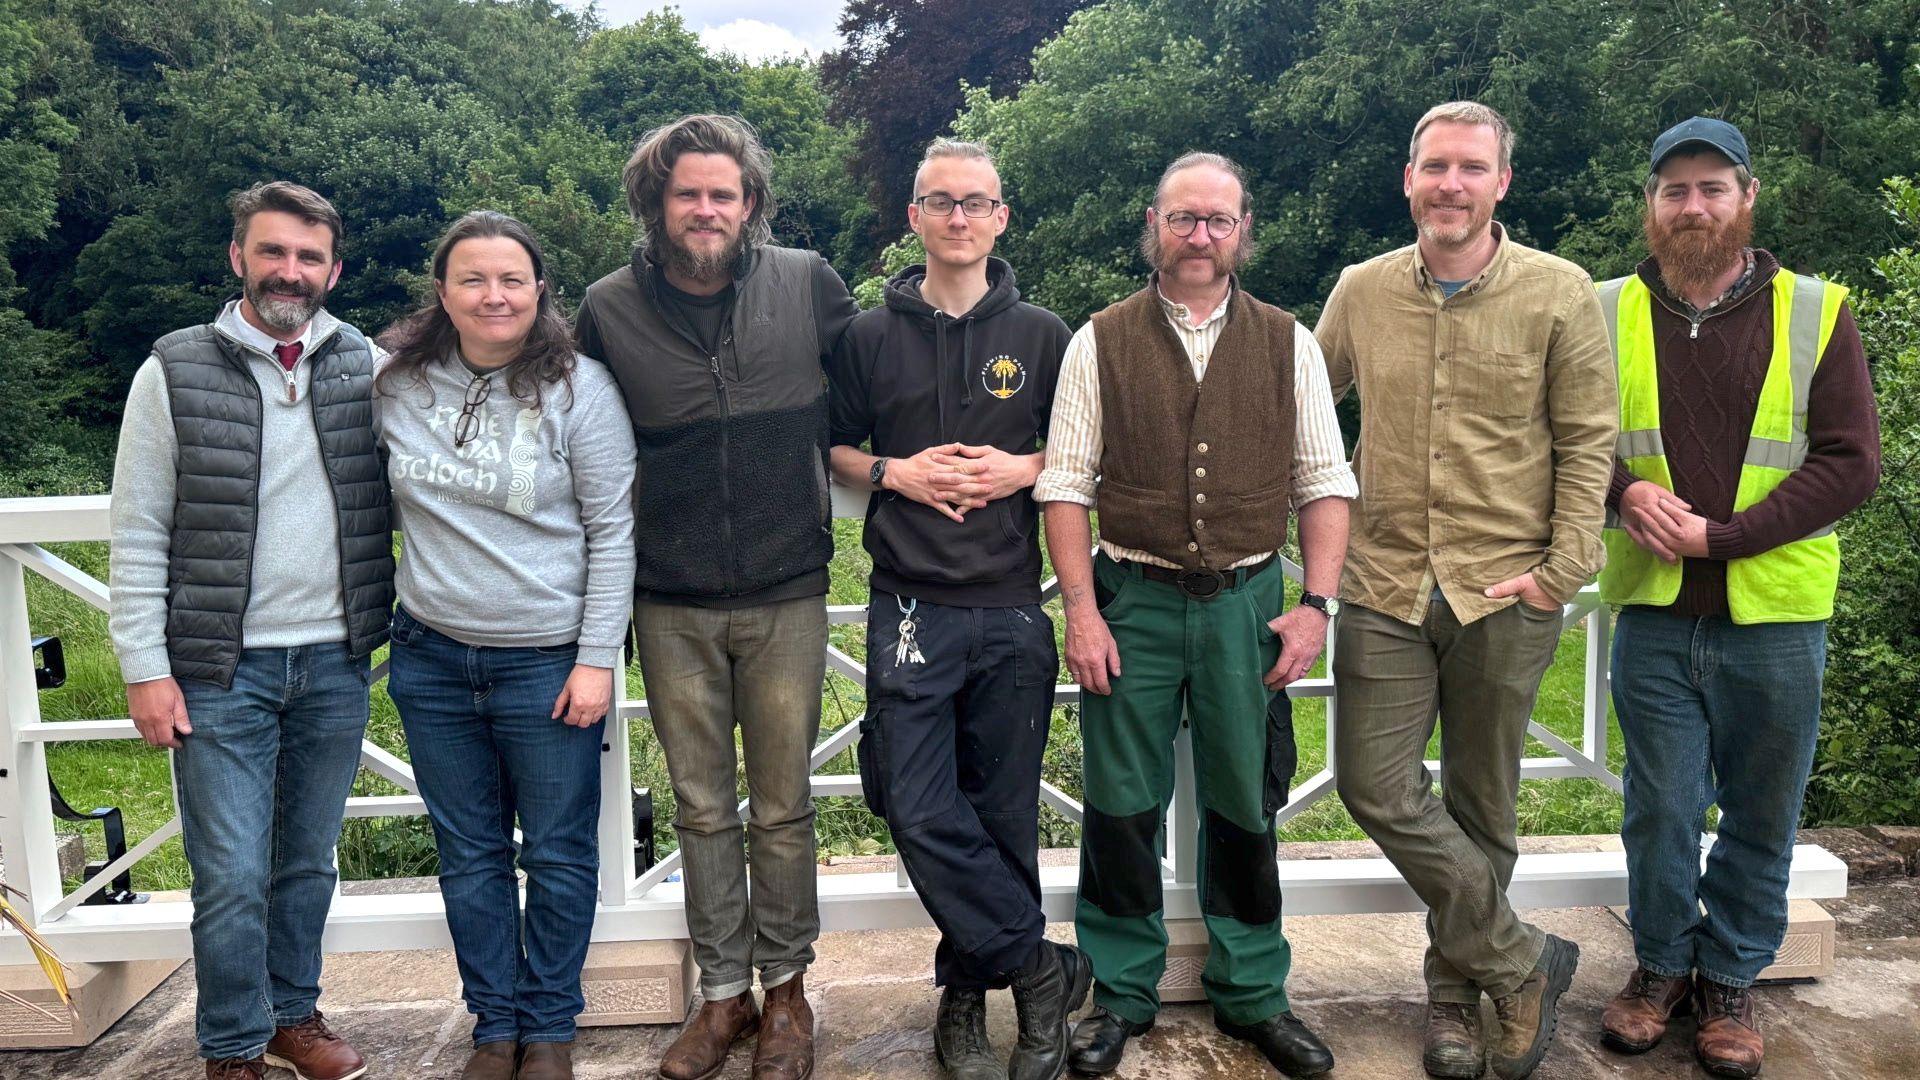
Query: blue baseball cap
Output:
[[1650, 117, 1751, 172]]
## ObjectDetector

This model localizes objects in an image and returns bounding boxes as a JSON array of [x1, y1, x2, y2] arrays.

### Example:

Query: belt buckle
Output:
[[1176, 567, 1226, 601]]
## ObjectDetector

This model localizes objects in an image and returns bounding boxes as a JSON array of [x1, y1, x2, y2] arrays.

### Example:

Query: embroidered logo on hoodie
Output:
[[981, 354, 1027, 399]]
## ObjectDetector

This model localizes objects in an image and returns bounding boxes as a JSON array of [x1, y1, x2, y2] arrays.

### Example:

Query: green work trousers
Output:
[[1076, 554, 1297, 1026]]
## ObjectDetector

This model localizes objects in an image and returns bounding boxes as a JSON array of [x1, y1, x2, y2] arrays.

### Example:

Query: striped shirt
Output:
[[1033, 286, 1357, 569]]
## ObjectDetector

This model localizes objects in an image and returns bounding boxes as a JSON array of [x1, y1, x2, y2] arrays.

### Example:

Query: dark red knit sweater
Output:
[[1605, 250, 1882, 618]]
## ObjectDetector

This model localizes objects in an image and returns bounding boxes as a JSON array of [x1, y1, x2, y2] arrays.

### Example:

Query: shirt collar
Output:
[[1410, 221, 1509, 297], [1152, 273, 1234, 330], [1657, 248, 1757, 319]]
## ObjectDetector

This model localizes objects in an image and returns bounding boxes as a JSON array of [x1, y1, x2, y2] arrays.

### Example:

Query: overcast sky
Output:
[[577, 2, 846, 62]]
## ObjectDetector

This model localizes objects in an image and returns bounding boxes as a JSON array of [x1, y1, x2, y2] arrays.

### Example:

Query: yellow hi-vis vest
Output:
[[1596, 270, 1847, 623]]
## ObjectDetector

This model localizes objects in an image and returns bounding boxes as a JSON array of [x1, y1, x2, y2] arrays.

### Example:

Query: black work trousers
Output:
[[858, 590, 1058, 987]]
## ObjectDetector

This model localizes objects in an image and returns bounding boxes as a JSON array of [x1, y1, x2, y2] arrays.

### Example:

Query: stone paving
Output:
[[4, 843, 1918, 1079]]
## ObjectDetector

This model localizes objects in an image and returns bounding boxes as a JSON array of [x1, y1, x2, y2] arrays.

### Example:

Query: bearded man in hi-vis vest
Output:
[[1595, 117, 1881, 1079]]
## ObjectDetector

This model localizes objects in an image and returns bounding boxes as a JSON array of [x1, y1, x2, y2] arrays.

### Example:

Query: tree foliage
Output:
[[1, 1, 871, 484], [956, 0, 1920, 328], [1810, 177, 1920, 826], [821, 0, 1087, 238]]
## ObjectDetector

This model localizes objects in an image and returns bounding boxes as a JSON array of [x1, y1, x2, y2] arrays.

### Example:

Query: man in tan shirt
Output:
[[1315, 102, 1617, 1080]]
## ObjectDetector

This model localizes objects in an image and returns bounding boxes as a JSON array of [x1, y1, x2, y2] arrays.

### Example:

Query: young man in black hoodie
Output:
[[828, 139, 1080, 1080]]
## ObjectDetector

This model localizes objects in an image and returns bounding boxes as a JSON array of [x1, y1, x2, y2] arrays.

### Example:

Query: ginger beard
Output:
[[1645, 198, 1754, 300]]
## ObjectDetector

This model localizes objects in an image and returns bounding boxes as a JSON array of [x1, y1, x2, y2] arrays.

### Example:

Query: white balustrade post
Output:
[[1583, 603, 1616, 786], [0, 558, 65, 924], [598, 651, 637, 906], [1169, 720, 1198, 884]]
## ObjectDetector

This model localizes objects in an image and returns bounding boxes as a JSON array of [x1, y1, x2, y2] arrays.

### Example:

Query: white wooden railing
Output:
[[0, 492, 1846, 965]]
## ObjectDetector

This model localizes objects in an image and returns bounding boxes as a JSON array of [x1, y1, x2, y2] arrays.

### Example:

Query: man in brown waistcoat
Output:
[[1036, 152, 1355, 1078]]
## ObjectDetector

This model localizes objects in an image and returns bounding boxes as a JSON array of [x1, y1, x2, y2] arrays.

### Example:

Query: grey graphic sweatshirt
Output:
[[375, 352, 636, 668]]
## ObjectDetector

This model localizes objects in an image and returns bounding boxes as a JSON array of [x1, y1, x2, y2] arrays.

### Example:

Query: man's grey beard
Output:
[[658, 228, 748, 285], [244, 277, 326, 331]]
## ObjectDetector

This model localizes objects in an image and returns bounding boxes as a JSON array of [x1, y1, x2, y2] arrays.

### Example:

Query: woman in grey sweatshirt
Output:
[[375, 211, 635, 1080]]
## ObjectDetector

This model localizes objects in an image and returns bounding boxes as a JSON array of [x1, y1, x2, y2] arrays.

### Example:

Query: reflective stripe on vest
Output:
[[1596, 270, 1846, 623]]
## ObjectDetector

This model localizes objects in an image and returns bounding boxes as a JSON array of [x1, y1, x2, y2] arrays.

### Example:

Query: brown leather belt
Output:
[[1118, 554, 1277, 600]]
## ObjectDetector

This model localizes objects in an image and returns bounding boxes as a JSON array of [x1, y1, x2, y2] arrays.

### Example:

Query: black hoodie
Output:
[[828, 258, 1070, 606]]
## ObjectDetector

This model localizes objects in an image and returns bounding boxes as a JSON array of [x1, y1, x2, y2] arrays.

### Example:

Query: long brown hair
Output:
[[622, 114, 776, 262], [376, 210, 576, 411]]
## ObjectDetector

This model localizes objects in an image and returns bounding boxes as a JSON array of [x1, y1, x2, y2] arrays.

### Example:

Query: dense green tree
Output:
[[566, 11, 745, 145], [1810, 177, 1920, 825], [821, 0, 1088, 252]]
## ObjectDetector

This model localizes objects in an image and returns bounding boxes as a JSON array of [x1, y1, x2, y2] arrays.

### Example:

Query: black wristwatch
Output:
[[1300, 591, 1340, 618], [869, 456, 890, 489]]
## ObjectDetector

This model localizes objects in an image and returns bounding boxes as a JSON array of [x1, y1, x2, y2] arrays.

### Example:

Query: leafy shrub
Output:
[[1807, 177, 1920, 826]]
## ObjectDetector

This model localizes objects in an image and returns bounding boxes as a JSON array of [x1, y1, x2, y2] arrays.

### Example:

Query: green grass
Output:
[[24, 525, 1626, 894]]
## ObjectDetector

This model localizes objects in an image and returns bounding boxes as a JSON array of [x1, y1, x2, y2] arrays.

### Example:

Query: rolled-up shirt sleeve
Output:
[[1032, 322, 1101, 506], [1291, 323, 1357, 508]]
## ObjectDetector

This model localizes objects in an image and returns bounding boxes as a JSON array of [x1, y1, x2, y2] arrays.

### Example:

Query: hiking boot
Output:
[[1694, 976, 1763, 1078], [461, 1042, 518, 1080], [1007, 941, 1092, 1080], [206, 1060, 266, 1080], [1422, 999, 1485, 1078], [1487, 935, 1579, 1080], [1601, 967, 1693, 1054], [263, 1011, 367, 1080], [659, 991, 759, 1080], [753, 974, 815, 1080], [516, 1041, 573, 1080], [934, 985, 1006, 1079]]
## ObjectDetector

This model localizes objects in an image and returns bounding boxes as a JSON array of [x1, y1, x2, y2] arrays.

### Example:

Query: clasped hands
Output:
[[1619, 479, 1709, 563], [883, 442, 1038, 523]]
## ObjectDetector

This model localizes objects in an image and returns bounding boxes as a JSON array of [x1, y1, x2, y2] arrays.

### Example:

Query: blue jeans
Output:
[[173, 642, 371, 1060], [1612, 607, 1826, 988], [387, 606, 603, 1046]]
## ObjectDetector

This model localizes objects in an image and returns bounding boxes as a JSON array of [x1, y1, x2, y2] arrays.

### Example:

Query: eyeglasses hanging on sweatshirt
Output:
[[453, 371, 491, 448]]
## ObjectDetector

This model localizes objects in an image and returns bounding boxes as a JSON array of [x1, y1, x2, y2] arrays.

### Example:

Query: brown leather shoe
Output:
[[1695, 977, 1764, 1078], [263, 1011, 367, 1080], [462, 1041, 519, 1080], [516, 1041, 573, 1080], [753, 974, 815, 1080], [206, 1059, 267, 1079], [1601, 967, 1693, 1054], [1422, 1000, 1485, 1078], [659, 990, 760, 1080]]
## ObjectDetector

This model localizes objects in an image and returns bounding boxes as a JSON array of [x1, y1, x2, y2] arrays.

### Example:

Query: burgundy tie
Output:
[[273, 341, 303, 372]]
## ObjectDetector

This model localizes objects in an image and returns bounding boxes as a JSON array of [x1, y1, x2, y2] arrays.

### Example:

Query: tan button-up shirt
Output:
[[1315, 225, 1617, 625]]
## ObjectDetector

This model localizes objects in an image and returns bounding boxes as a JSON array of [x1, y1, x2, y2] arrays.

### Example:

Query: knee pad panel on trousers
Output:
[[1203, 808, 1280, 924], [1081, 803, 1162, 917]]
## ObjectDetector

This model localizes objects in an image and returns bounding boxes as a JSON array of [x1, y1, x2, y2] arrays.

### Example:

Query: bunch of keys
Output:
[[894, 595, 926, 667]]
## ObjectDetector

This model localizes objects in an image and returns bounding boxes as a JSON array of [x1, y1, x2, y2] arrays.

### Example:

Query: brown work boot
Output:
[[263, 1011, 367, 1080], [753, 974, 815, 1080], [516, 1041, 574, 1080], [1487, 935, 1579, 1080], [659, 990, 759, 1080], [1694, 976, 1764, 1078], [461, 1041, 518, 1079], [1422, 1000, 1485, 1078], [1600, 967, 1693, 1054], [206, 1059, 267, 1079]]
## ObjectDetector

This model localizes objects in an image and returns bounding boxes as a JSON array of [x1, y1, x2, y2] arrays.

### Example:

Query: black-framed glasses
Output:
[[453, 372, 491, 448], [913, 194, 1003, 218], [1156, 209, 1242, 240]]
